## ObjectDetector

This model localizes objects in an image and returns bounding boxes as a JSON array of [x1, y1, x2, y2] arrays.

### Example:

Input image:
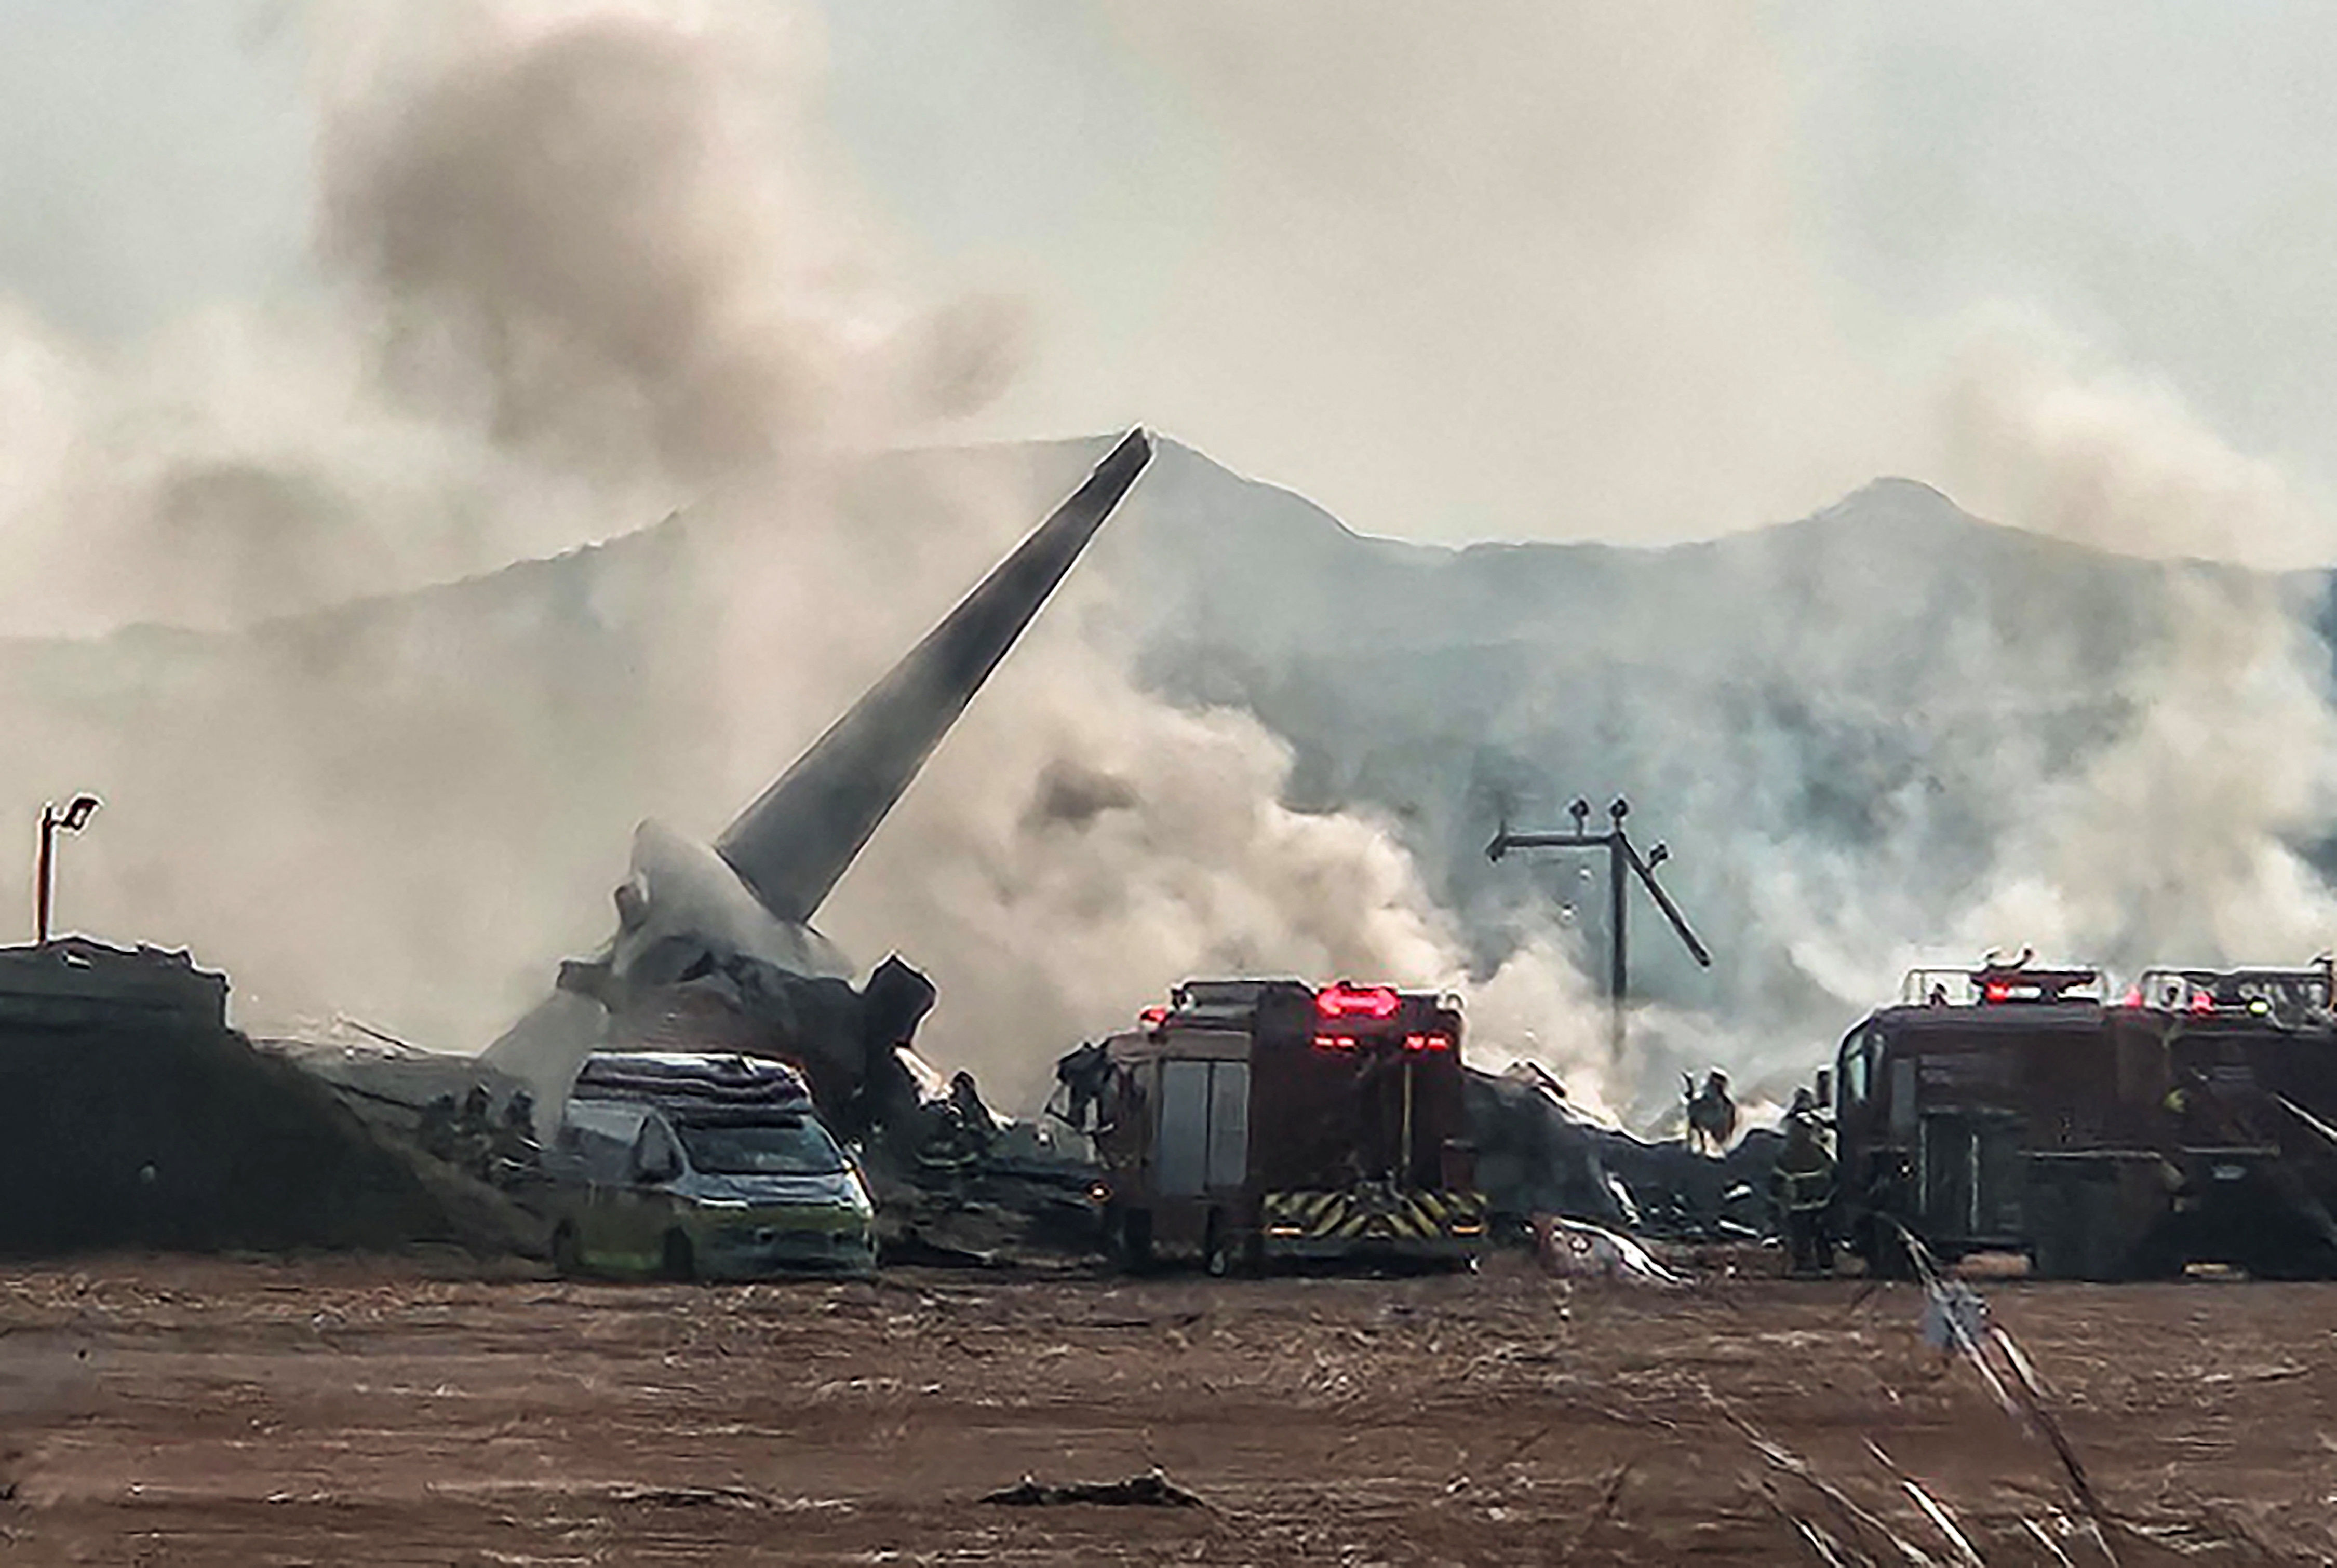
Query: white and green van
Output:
[[546, 1052, 876, 1281]]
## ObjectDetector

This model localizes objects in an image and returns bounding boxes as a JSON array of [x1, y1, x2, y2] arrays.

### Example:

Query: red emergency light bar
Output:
[[1138, 1005, 1169, 1029], [1973, 968, 2098, 1004], [1316, 982, 1401, 1020]]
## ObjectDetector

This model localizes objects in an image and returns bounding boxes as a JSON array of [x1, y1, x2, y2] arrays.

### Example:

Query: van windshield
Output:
[[676, 1117, 845, 1177]]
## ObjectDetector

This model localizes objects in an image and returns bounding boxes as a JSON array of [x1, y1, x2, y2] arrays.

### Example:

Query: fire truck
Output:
[[1832, 956, 2337, 1279], [2133, 962, 2337, 1278], [1085, 979, 1487, 1273]]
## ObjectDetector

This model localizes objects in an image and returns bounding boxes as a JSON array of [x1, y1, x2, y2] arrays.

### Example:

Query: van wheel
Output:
[[661, 1231, 696, 1283], [551, 1223, 583, 1279]]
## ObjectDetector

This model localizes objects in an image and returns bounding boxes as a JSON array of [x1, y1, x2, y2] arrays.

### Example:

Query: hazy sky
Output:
[[8, 1, 2337, 556]]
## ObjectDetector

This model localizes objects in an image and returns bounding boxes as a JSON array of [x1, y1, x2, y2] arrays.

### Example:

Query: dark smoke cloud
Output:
[[325, 16, 839, 479]]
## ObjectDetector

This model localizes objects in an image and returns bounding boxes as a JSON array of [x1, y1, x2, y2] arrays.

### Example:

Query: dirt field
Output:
[[0, 1253, 2331, 1565]]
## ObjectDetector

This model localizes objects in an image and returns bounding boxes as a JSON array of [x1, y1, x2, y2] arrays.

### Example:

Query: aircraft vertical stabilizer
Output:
[[714, 427, 1151, 923]]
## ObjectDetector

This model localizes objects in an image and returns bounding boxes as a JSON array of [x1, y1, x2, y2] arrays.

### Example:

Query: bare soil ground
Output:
[[0, 1252, 2331, 1565]]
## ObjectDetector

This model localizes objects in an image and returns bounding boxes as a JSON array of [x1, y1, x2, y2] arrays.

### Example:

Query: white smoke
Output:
[[819, 627, 1618, 1116], [1935, 317, 2337, 973], [1939, 313, 2337, 569], [0, 0, 1608, 1116], [1758, 314, 2337, 1045]]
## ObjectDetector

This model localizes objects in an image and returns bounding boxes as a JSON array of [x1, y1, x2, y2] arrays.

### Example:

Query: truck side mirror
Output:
[[1814, 1069, 1832, 1107]]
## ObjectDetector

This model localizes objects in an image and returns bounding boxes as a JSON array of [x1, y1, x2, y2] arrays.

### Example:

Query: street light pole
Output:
[[1608, 804, 1628, 1050], [34, 794, 100, 946], [1487, 794, 1711, 1060]]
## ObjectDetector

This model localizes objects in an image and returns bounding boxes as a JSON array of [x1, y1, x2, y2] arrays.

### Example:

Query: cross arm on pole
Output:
[[1620, 837, 1713, 968], [1486, 828, 1610, 862]]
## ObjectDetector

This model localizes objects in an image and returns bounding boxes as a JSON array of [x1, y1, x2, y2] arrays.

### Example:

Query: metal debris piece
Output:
[[1787, 1509, 1866, 1568], [603, 1483, 771, 1510], [1755, 1480, 1874, 1568], [876, 1229, 999, 1270], [1531, 1214, 1684, 1286], [981, 1468, 1206, 1508]]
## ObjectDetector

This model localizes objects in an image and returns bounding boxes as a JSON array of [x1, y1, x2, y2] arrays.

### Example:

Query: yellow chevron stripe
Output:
[[1259, 1189, 1491, 1241]]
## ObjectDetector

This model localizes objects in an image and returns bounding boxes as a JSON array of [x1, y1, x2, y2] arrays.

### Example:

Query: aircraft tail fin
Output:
[[715, 428, 1152, 923]]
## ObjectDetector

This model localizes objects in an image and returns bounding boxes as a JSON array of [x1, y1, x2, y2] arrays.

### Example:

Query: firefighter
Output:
[[418, 1094, 460, 1164], [490, 1091, 540, 1179], [456, 1085, 496, 1179], [1685, 1070, 1737, 1156], [947, 1070, 1000, 1149], [1772, 1089, 1835, 1276], [913, 1073, 999, 1191]]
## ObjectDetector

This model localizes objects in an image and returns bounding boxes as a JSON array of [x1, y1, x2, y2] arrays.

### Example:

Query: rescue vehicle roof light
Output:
[[1316, 982, 1401, 1020]]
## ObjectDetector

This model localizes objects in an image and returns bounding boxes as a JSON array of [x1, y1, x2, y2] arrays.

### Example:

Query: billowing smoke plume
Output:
[[820, 626, 1620, 1114], [0, 2, 1597, 1117], [1932, 320, 2337, 973], [1768, 314, 2337, 994], [324, 7, 874, 482]]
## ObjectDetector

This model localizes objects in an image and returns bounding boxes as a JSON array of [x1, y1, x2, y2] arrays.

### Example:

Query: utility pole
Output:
[[35, 795, 100, 946], [1487, 795, 1711, 1059]]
